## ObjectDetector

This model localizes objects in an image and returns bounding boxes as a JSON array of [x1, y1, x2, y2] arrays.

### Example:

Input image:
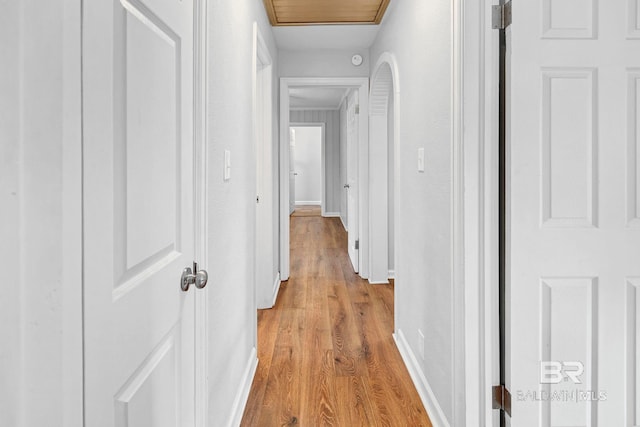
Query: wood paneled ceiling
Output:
[[263, 0, 391, 26]]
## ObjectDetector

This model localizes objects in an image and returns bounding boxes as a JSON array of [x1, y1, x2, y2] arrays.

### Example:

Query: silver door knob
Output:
[[180, 262, 208, 291], [344, 184, 350, 189]]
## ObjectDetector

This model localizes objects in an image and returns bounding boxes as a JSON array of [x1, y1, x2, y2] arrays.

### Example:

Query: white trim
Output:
[[295, 201, 321, 206], [368, 279, 390, 285], [388, 270, 395, 279], [394, 330, 450, 427], [271, 272, 281, 307], [451, 0, 467, 425], [280, 77, 369, 281], [194, 1, 209, 426], [290, 122, 326, 215], [226, 347, 259, 427], [340, 215, 348, 231], [460, 1, 501, 426], [322, 212, 340, 217]]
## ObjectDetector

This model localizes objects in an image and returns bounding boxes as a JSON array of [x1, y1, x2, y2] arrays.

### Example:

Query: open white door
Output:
[[508, 1, 640, 425], [289, 127, 296, 214], [346, 90, 360, 272], [83, 0, 197, 425]]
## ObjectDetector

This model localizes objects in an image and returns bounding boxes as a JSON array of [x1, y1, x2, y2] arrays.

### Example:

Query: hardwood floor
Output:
[[290, 205, 321, 217], [240, 215, 431, 426]]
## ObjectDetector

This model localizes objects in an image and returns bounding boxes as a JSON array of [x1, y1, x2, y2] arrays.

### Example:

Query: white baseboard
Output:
[[295, 201, 321, 206], [322, 212, 340, 217], [227, 347, 258, 427], [368, 279, 390, 285], [388, 270, 395, 280], [393, 329, 450, 427], [339, 216, 347, 231], [271, 272, 281, 307]]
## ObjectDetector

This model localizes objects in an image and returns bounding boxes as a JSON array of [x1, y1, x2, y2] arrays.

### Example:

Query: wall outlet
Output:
[[418, 329, 425, 360], [417, 147, 425, 172]]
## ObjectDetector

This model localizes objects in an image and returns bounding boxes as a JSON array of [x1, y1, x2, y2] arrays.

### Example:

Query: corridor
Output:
[[240, 213, 431, 426]]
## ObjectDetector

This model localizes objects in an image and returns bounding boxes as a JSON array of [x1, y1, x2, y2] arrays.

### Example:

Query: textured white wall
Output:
[[290, 110, 342, 213], [279, 49, 370, 78], [206, 0, 278, 424], [291, 126, 322, 204], [370, 0, 454, 423], [0, 1, 83, 426]]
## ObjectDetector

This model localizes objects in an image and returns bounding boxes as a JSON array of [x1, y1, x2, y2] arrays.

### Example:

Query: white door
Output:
[[346, 90, 359, 272], [83, 0, 197, 425], [289, 127, 296, 214], [508, 1, 640, 426]]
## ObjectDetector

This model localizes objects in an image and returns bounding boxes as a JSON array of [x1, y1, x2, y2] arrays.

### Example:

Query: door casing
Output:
[[279, 77, 369, 281]]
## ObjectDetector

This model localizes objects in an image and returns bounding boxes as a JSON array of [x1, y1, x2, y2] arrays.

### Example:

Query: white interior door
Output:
[[289, 127, 296, 214], [508, 1, 640, 425], [346, 90, 360, 272], [83, 0, 196, 425]]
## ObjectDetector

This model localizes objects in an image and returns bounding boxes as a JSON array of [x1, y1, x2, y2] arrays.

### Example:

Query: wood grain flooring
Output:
[[240, 215, 431, 426], [290, 205, 321, 217]]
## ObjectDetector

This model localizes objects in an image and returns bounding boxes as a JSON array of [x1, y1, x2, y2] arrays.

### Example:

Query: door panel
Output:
[[347, 90, 359, 272], [83, 0, 195, 425], [290, 127, 296, 214], [508, 1, 640, 425]]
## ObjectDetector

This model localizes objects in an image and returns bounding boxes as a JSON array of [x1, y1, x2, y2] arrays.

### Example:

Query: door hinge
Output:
[[355, 239, 359, 250], [492, 1, 512, 29], [492, 385, 512, 417]]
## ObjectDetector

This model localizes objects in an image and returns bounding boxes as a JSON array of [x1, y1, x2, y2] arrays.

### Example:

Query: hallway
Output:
[[240, 213, 431, 426]]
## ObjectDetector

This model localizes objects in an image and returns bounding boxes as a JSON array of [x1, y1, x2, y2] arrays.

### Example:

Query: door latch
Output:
[[180, 262, 208, 291]]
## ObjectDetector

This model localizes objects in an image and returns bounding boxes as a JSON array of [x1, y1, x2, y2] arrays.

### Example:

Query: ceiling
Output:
[[289, 87, 349, 110], [263, 0, 390, 26]]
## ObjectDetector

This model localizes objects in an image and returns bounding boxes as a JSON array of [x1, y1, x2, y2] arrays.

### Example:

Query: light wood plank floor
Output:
[[240, 215, 432, 426], [290, 205, 321, 217]]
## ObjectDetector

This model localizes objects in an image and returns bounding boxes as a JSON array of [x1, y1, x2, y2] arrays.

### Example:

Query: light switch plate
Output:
[[224, 150, 231, 181], [417, 147, 425, 172]]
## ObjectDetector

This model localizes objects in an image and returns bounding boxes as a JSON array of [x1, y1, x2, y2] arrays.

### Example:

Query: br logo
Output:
[[540, 361, 584, 384]]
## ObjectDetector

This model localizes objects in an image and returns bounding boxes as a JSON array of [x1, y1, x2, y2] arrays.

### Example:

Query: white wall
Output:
[[290, 110, 341, 213], [291, 126, 322, 204], [279, 49, 370, 78], [206, 0, 279, 424], [370, 0, 455, 424], [0, 1, 83, 426]]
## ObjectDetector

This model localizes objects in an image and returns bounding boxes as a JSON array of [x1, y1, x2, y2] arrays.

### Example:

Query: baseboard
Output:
[[368, 279, 390, 285], [227, 347, 258, 427], [271, 272, 281, 307], [388, 270, 395, 280], [339, 216, 347, 231], [295, 201, 321, 206], [393, 329, 450, 427], [322, 212, 340, 217]]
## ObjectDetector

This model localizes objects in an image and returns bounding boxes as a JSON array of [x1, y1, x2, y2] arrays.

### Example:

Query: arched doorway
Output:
[[368, 54, 400, 287]]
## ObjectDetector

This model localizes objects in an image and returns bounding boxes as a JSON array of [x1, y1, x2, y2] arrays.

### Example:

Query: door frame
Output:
[[460, 0, 501, 425], [279, 77, 369, 281], [289, 122, 326, 214], [253, 22, 276, 310], [193, 0, 209, 425]]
